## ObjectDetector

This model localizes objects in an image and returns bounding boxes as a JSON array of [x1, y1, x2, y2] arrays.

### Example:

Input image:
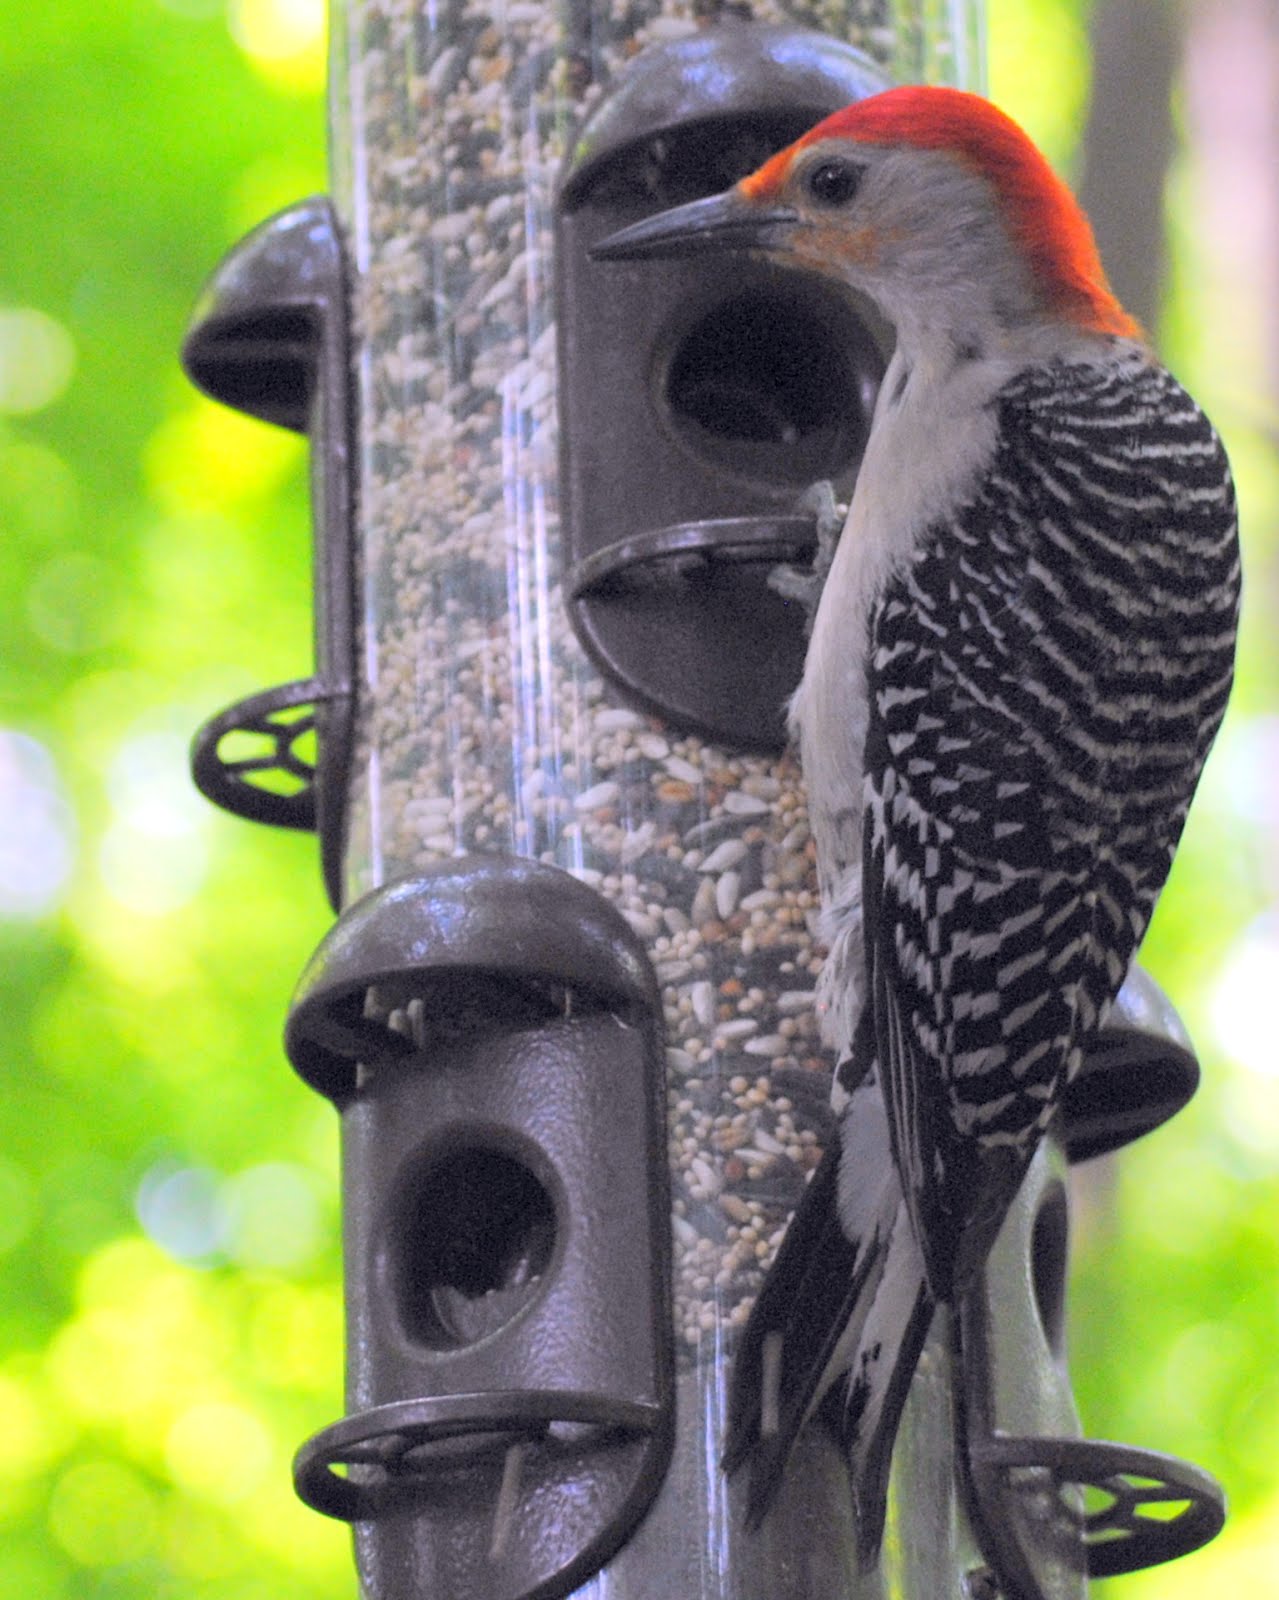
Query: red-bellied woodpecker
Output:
[[593, 87, 1240, 1558]]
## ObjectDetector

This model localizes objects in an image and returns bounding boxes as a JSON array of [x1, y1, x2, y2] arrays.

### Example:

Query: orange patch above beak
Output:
[[739, 146, 795, 202]]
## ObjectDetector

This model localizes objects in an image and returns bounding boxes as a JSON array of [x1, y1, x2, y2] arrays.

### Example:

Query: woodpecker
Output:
[[593, 87, 1240, 1557]]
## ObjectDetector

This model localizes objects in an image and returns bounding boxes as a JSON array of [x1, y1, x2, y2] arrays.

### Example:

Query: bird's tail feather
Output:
[[724, 1055, 930, 1552], [720, 1136, 846, 1475], [722, 1137, 878, 1525], [843, 1208, 934, 1564]]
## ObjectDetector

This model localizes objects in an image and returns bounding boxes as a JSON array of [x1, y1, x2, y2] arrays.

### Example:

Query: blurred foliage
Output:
[[0, 1, 346, 1594], [0, 0, 1274, 1596]]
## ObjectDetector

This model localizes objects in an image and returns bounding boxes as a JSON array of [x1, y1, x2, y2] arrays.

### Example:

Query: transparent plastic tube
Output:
[[330, 3, 982, 1594]]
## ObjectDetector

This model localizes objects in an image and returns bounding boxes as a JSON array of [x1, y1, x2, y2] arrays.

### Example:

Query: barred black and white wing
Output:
[[864, 350, 1239, 1300]]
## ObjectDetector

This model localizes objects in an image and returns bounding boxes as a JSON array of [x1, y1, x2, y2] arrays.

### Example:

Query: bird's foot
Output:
[[768, 480, 847, 633]]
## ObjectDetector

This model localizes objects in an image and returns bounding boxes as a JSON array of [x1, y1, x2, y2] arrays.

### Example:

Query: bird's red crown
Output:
[[742, 86, 1140, 340]]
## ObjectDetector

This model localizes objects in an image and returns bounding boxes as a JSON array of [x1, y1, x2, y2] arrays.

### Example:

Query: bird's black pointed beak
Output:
[[590, 190, 799, 262]]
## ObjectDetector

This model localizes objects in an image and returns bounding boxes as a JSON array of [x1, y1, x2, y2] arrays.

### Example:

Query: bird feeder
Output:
[[555, 25, 889, 747], [182, 2, 1226, 1597]]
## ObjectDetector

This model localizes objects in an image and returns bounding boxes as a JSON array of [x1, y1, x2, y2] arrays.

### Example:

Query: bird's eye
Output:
[[806, 159, 865, 207]]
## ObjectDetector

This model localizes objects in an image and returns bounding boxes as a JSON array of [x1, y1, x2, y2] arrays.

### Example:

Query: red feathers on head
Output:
[[744, 87, 1139, 340]]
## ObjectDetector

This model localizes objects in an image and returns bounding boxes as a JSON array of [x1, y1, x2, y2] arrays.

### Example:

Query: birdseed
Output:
[[330, 0, 964, 1363]]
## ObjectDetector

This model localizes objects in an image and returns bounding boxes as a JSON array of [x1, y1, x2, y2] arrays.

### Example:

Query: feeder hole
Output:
[[661, 288, 877, 486], [390, 1143, 557, 1350]]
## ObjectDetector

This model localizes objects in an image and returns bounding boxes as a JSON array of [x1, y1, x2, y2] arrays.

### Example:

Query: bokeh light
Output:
[[0, 309, 76, 416], [135, 1162, 222, 1262], [0, 1370, 61, 1484], [1199, 713, 1279, 830], [1210, 914, 1279, 1154], [1211, 914, 1279, 1080], [217, 1161, 324, 1270], [165, 1398, 273, 1506], [226, 0, 326, 92], [136, 1157, 325, 1270], [46, 1459, 159, 1567], [0, 731, 74, 918], [99, 724, 212, 913]]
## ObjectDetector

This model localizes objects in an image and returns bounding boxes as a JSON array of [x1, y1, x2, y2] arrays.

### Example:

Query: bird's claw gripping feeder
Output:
[[183, 6, 1227, 1597]]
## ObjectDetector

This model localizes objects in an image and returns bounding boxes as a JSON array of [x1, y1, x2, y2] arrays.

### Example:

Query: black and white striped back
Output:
[[861, 347, 1239, 1299]]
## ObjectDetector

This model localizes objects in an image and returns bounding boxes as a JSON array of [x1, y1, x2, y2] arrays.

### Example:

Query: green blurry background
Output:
[[0, 1, 1274, 1595]]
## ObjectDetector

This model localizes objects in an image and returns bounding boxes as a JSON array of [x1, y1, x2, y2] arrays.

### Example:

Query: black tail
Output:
[[721, 1136, 857, 1506], [842, 1202, 933, 1562], [724, 1058, 934, 1553]]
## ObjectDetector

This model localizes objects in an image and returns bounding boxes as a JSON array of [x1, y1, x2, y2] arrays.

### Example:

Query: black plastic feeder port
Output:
[[285, 856, 674, 1600], [182, 198, 355, 909], [555, 23, 892, 752]]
